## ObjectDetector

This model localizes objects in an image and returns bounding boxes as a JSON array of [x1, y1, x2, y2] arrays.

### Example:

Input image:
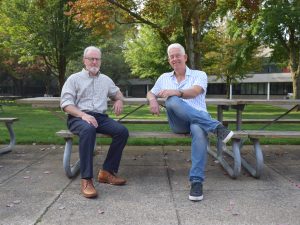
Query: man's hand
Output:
[[64, 105, 98, 128], [81, 114, 98, 128], [149, 99, 160, 115], [157, 89, 179, 98], [113, 99, 123, 116]]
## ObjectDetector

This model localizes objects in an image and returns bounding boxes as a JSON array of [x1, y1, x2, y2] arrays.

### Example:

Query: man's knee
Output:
[[165, 96, 181, 110], [114, 124, 129, 139], [190, 124, 207, 138], [121, 126, 129, 139], [80, 124, 97, 137]]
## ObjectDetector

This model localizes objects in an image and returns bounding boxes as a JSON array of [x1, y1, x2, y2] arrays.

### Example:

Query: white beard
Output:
[[87, 66, 99, 75]]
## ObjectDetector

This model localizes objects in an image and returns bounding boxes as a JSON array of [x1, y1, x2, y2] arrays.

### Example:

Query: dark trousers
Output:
[[67, 112, 129, 179]]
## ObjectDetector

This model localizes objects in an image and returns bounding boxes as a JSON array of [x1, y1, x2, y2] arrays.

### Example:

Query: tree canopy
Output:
[[1, 0, 299, 98], [0, 0, 94, 91]]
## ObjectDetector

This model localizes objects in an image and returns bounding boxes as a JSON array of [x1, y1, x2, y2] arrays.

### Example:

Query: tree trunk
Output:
[[182, 18, 195, 69], [291, 70, 300, 99], [289, 41, 300, 99], [58, 56, 67, 91]]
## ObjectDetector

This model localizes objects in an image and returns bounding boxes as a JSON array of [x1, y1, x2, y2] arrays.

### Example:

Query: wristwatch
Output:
[[178, 89, 184, 98]]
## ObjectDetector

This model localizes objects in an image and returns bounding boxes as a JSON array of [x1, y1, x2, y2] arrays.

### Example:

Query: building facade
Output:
[[207, 73, 292, 99]]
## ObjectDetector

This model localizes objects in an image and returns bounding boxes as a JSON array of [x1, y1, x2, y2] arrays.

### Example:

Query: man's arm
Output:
[[112, 90, 124, 101], [178, 85, 203, 98], [147, 91, 160, 115], [157, 85, 203, 99], [111, 90, 124, 116]]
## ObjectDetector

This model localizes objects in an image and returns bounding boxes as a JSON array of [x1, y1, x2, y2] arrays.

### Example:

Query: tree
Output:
[[0, 0, 93, 91], [71, 0, 219, 70], [224, 0, 300, 99], [123, 26, 170, 79], [202, 28, 262, 98], [0, 9, 51, 95], [99, 26, 132, 83]]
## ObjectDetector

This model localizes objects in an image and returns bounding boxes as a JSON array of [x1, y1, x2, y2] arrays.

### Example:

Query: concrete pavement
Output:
[[0, 144, 299, 225]]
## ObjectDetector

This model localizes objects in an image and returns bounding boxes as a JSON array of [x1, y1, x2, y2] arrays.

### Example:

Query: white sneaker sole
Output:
[[189, 195, 203, 201], [222, 131, 234, 144]]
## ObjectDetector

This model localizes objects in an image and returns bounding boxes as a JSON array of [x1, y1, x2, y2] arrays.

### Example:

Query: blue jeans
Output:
[[165, 96, 220, 182], [67, 112, 129, 179]]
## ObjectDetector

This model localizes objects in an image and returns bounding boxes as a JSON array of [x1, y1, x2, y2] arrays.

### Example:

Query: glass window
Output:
[[251, 84, 258, 94], [258, 83, 266, 95]]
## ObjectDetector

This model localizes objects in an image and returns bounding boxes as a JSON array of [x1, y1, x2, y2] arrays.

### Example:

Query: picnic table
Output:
[[16, 97, 300, 178]]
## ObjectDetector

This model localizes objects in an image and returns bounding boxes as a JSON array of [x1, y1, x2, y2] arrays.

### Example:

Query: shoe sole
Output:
[[189, 195, 203, 201], [82, 192, 98, 198], [98, 179, 126, 185], [222, 131, 234, 144]]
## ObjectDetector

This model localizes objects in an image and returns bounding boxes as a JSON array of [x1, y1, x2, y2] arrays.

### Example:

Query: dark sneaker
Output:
[[189, 182, 203, 201], [216, 124, 234, 144]]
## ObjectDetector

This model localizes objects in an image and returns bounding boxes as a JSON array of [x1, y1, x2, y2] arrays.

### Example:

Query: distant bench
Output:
[[0, 118, 18, 154], [56, 127, 300, 179]]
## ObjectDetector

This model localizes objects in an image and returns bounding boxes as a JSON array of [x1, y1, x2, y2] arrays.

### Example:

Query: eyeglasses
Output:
[[85, 57, 101, 62], [168, 54, 184, 60]]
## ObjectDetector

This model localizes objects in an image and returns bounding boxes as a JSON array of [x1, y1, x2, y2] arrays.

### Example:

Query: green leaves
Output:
[[0, 0, 94, 91]]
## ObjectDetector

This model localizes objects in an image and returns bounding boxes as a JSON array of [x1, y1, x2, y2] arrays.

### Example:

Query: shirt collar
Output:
[[169, 66, 191, 77]]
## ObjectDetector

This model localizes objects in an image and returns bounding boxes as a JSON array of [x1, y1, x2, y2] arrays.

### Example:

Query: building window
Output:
[[232, 84, 241, 95], [258, 83, 266, 94], [207, 84, 226, 95], [240, 83, 266, 95], [270, 83, 292, 95], [207, 82, 292, 96]]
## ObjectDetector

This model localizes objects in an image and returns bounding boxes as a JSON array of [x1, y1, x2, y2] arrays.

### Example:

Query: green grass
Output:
[[0, 102, 300, 145]]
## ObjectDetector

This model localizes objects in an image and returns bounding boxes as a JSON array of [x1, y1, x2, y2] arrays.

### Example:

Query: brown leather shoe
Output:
[[81, 179, 97, 198], [98, 169, 126, 185]]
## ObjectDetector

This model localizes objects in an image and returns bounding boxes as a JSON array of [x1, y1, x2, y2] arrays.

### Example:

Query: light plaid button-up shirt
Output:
[[150, 67, 208, 112], [60, 69, 119, 114]]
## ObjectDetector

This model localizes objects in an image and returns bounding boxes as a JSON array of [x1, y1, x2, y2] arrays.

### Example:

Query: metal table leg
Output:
[[208, 138, 242, 179], [63, 138, 80, 178], [63, 137, 97, 178], [207, 105, 242, 178], [240, 138, 264, 178], [0, 122, 16, 154]]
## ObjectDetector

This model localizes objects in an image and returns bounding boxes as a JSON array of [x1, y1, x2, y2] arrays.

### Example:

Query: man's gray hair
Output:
[[83, 46, 101, 58], [167, 43, 185, 56]]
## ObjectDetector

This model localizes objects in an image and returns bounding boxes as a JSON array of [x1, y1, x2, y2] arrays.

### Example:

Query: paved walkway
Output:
[[0, 144, 299, 225]]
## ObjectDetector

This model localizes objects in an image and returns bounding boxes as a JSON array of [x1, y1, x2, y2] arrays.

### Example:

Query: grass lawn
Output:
[[0, 102, 300, 145]]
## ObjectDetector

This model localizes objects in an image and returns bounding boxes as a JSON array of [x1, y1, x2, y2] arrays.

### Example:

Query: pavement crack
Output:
[[0, 150, 53, 185], [34, 179, 73, 225], [162, 146, 182, 225]]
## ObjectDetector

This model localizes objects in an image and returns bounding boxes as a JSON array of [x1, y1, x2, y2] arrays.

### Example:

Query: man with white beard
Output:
[[60, 46, 128, 198]]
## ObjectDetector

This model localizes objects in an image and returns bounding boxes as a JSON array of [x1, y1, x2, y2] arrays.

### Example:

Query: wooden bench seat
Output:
[[56, 129, 300, 179], [56, 129, 249, 178], [115, 118, 300, 124], [56, 130, 192, 178], [223, 118, 300, 124], [0, 118, 18, 154]]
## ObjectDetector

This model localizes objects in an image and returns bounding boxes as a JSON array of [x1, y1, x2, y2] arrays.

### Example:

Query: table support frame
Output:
[[0, 121, 17, 154]]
